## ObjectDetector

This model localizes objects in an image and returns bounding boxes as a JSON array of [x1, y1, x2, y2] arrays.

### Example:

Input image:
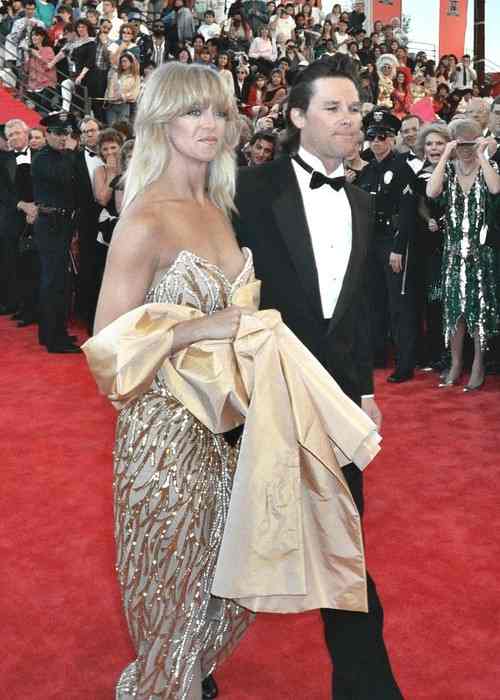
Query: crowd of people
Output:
[[1, 0, 500, 384]]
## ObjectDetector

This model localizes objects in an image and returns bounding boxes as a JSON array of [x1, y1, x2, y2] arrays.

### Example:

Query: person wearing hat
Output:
[[31, 111, 81, 353], [357, 107, 418, 382]]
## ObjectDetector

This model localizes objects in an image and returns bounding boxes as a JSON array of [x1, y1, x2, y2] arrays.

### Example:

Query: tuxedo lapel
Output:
[[328, 183, 368, 332], [6, 154, 16, 189], [271, 158, 323, 320]]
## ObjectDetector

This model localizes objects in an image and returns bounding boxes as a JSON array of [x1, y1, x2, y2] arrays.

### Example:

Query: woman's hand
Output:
[[194, 306, 251, 341], [443, 139, 457, 160], [476, 137, 492, 162], [106, 154, 119, 172], [428, 218, 439, 233]]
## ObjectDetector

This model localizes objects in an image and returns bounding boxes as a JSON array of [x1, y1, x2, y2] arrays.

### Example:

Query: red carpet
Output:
[[0, 86, 41, 127], [2, 316, 500, 699]]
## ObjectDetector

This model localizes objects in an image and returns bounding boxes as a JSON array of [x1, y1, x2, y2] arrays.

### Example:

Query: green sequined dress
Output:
[[441, 162, 499, 348]]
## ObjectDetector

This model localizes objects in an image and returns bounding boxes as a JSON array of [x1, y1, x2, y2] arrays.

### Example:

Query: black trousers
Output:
[[321, 464, 403, 700], [35, 212, 74, 349], [0, 214, 23, 310], [75, 206, 100, 332], [371, 237, 417, 374]]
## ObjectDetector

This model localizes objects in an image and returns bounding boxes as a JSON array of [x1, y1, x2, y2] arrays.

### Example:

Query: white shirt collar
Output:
[[298, 146, 345, 178]]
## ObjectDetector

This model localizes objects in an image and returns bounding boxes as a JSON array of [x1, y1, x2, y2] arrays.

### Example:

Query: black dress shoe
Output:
[[387, 371, 414, 383], [17, 318, 35, 327], [12, 311, 23, 321], [0, 305, 16, 315], [47, 343, 82, 354], [202, 674, 218, 699]]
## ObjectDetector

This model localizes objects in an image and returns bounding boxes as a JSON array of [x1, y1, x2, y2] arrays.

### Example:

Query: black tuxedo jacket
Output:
[[0, 151, 27, 237], [74, 148, 96, 210], [234, 156, 375, 404]]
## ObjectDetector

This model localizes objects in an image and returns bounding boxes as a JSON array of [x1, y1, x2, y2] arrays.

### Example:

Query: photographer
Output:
[[450, 54, 477, 97]]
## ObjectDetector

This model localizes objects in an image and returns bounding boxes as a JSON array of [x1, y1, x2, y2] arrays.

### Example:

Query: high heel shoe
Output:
[[438, 370, 462, 388], [463, 378, 485, 393], [202, 674, 218, 699]]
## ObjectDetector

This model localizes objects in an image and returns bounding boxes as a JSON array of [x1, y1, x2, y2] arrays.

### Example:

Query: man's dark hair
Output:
[[249, 130, 276, 148], [283, 56, 359, 153]]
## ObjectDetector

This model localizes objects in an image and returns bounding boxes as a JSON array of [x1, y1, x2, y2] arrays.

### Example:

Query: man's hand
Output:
[[428, 218, 439, 232], [361, 396, 382, 432], [389, 252, 403, 273]]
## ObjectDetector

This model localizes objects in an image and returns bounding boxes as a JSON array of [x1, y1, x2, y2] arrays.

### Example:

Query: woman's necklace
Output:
[[456, 160, 478, 177]]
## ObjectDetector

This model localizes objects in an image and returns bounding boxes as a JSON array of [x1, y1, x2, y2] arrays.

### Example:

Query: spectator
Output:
[[427, 118, 500, 391], [248, 23, 277, 73], [24, 25, 56, 114], [29, 126, 46, 150], [49, 17, 96, 114], [391, 16, 408, 47], [465, 97, 492, 136], [105, 51, 140, 124], [99, 0, 123, 42], [244, 71, 268, 117], [215, 51, 234, 93], [198, 9, 221, 41], [246, 129, 276, 165], [391, 69, 412, 121], [450, 54, 477, 96]]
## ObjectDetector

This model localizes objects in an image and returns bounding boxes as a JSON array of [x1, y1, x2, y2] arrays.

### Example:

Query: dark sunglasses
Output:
[[366, 133, 390, 142]]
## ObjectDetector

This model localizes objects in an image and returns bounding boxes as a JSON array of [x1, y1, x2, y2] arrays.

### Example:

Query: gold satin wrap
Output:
[[83, 281, 382, 614]]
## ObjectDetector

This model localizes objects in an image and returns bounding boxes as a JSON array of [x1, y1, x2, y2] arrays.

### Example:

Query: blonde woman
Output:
[[91, 64, 254, 699]]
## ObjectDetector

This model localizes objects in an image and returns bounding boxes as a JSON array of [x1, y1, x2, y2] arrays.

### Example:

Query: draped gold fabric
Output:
[[83, 281, 381, 614]]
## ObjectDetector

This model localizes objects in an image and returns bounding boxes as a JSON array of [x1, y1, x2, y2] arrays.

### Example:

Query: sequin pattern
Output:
[[441, 163, 499, 349], [114, 249, 254, 699]]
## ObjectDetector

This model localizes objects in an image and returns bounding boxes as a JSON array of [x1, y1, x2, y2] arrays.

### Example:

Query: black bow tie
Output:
[[310, 171, 346, 191], [85, 148, 97, 157], [15, 149, 28, 156], [293, 154, 345, 192]]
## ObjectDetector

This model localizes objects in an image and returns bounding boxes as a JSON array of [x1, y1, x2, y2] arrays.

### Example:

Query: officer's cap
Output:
[[39, 111, 78, 134], [363, 108, 401, 138]]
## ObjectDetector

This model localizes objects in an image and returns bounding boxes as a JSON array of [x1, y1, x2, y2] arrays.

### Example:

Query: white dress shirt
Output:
[[85, 148, 104, 185], [291, 146, 352, 320]]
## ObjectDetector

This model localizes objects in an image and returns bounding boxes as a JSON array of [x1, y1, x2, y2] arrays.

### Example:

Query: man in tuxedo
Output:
[[234, 59, 403, 700], [74, 116, 103, 333], [0, 119, 37, 319]]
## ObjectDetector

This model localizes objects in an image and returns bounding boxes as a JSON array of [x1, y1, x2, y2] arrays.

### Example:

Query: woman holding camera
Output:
[[427, 119, 500, 391]]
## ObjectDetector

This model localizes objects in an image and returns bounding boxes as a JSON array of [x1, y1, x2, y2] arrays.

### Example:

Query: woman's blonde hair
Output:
[[415, 122, 450, 160], [122, 63, 240, 214]]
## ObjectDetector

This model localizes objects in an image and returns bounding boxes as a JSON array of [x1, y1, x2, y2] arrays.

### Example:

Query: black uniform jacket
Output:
[[234, 155, 375, 405]]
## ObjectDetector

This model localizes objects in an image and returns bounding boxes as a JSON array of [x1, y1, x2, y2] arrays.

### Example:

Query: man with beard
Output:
[[234, 59, 403, 700]]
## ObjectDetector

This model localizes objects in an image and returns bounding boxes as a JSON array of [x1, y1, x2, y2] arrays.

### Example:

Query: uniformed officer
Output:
[[32, 111, 81, 354], [357, 108, 418, 382]]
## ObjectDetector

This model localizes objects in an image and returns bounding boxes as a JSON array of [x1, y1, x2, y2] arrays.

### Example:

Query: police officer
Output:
[[357, 108, 417, 382], [32, 111, 81, 354]]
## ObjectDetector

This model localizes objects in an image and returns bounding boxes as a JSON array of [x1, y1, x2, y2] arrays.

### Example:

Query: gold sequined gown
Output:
[[114, 249, 254, 700]]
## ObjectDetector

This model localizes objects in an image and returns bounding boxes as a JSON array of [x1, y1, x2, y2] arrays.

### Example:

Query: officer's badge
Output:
[[374, 111, 383, 123], [384, 170, 393, 184], [59, 113, 68, 123]]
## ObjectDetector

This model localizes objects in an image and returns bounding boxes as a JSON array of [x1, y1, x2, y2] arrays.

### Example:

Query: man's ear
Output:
[[289, 107, 305, 130]]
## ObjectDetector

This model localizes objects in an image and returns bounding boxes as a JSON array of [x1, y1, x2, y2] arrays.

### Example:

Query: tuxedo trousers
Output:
[[321, 464, 404, 700], [371, 237, 417, 374]]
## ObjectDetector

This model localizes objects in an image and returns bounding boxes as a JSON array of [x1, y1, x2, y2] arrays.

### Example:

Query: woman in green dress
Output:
[[427, 118, 500, 391]]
